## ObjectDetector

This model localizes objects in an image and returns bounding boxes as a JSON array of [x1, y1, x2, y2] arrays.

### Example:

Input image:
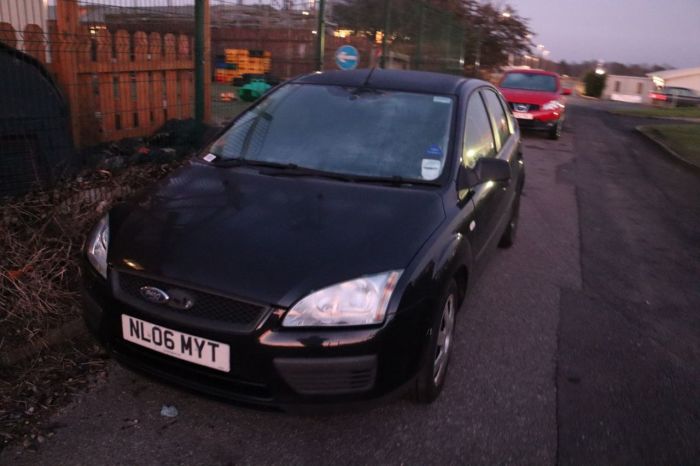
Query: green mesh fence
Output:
[[327, 0, 466, 75]]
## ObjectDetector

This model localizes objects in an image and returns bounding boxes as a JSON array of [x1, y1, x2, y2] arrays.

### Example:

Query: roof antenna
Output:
[[362, 67, 377, 87], [351, 67, 379, 96]]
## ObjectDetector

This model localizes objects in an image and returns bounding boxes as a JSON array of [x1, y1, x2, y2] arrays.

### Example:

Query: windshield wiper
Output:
[[258, 165, 357, 183], [262, 167, 440, 187], [208, 157, 298, 170], [349, 175, 441, 187], [209, 158, 440, 187]]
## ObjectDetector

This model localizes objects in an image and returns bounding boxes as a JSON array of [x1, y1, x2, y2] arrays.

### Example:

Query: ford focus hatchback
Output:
[[82, 69, 525, 408]]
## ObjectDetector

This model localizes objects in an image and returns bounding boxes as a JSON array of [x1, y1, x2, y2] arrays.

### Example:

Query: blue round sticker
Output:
[[425, 144, 443, 158], [335, 45, 359, 71]]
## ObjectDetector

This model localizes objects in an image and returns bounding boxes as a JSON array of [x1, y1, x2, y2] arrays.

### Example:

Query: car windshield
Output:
[[208, 84, 454, 182], [501, 72, 558, 92], [666, 87, 695, 95]]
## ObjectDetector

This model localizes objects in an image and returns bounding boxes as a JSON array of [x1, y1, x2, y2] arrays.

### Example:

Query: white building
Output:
[[0, 0, 48, 50], [603, 75, 654, 104], [648, 66, 700, 93]]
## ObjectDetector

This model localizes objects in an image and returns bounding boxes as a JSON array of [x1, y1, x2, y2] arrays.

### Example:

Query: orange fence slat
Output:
[[98, 73, 116, 137], [23, 24, 46, 64], [165, 70, 179, 120], [151, 71, 165, 129], [179, 71, 193, 119]]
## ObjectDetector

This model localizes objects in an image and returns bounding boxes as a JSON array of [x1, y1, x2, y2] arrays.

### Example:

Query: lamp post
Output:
[[536, 44, 544, 68], [380, 0, 391, 68], [315, 0, 326, 71]]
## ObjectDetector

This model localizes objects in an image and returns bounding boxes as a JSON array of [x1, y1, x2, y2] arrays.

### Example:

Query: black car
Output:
[[82, 69, 525, 408], [650, 86, 700, 107]]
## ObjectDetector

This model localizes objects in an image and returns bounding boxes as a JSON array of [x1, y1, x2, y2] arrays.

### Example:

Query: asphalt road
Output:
[[3, 97, 698, 465]]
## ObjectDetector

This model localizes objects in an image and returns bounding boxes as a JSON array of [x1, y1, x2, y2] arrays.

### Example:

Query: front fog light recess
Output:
[[87, 214, 109, 278], [282, 271, 402, 327]]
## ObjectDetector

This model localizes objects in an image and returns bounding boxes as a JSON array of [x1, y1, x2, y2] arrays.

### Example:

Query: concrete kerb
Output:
[[612, 112, 700, 123], [635, 125, 700, 169], [577, 94, 599, 101]]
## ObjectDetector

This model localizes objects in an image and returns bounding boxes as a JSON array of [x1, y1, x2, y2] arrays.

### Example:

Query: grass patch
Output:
[[612, 106, 700, 119], [639, 124, 700, 167]]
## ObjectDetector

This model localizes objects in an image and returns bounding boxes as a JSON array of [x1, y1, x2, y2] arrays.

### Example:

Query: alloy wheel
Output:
[[433, 294, 455, 385]]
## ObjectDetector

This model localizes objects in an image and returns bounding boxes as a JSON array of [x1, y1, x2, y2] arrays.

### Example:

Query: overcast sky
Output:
[[506, 0, 700, 68]]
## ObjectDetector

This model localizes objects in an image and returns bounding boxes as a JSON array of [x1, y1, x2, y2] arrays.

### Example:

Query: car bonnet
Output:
[[108, 163, 447, 308]]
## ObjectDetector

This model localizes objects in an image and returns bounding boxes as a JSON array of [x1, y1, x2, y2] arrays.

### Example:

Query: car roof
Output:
[[503, 68, 559, 77], [293, 68, 474, 95]]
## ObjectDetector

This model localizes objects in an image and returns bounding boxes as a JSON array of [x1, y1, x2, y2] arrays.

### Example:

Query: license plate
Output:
[[121, 314, 230, 372], [512, 112, 533, 120]]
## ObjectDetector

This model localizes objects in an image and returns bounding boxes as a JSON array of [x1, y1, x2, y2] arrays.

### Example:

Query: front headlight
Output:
[[282, 271, 402, 327], [542, 100, 564, 111], [86, 214, 109, 278]]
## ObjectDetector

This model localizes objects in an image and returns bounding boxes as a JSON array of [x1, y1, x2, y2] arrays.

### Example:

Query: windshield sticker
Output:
[[421, 159, 442, 180], [203, 153, 217, 162], [433, 96, 451, 104], [425, 144, 443, 158]]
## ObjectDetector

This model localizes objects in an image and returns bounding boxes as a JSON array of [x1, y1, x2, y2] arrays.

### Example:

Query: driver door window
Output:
[[463, 92, 496, 169]]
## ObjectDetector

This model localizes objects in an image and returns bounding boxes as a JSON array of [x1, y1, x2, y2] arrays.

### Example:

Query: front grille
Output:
[[116, 272, 267, 329], [509, 102, 540, 111]]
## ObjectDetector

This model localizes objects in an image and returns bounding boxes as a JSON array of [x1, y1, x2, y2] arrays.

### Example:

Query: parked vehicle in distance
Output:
[[649, 86, 700, 107], [82, 69, 525, 409], [498, 69, 566, 139]]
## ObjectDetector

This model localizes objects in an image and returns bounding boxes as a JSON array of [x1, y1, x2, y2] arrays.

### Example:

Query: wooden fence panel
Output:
[[4, 0, 208, 148], [43, 0, 202, 147], [64, 27, 197, 144]]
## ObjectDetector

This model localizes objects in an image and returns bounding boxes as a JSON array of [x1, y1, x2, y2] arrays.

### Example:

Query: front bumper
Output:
[[82, 267, 431, 408], [513, 109, 563, 131]]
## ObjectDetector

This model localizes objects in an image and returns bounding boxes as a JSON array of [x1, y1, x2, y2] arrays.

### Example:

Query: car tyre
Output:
[[412, 280, 458, 404], [548, 119, 562, 140], [498, 194, 520, 248]]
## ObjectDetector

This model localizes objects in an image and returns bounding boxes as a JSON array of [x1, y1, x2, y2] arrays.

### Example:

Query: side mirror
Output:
[[562, 88, 572, 96], [458, 158, 511, 190]]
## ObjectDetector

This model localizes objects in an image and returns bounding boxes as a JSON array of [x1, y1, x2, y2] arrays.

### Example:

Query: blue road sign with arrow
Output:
[[335, 45, 359, 70]]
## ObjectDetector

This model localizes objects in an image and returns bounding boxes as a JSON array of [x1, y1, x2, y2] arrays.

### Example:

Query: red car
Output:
[[498, 69, 566, 140]]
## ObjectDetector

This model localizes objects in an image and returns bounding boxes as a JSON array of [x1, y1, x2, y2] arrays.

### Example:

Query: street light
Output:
[[595, 60, 606, 75], [542, 49, 550, 70]]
